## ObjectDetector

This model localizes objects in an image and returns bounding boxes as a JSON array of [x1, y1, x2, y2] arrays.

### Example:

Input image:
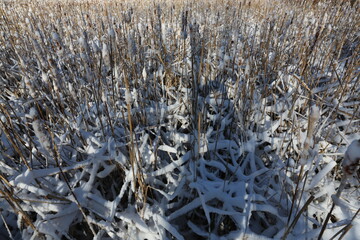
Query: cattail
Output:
[[101, 90, 108, 103], [181, 10, 188, 39], [68, 82, 77, 99], [51, 31, 64, 56], [41, 71, 49, 84], [91, 40, 100, 54], [306, 105, 320, 142], [78, 37, 88, 60], [125, 89, 132, 105], [300, 104, 320, 165], [32, 38, 47, 68], [127, 30, 137, 58], [29, 107, 52, 158], [342, 139, 360, 176], [335, 139, 360, 198], [108, 27, 115, 39], [102, 43, 110, 68], [24, 76, 37, 98]]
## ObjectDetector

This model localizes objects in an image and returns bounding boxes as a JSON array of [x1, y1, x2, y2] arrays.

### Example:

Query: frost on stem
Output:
[[342, 139, 360, 176]]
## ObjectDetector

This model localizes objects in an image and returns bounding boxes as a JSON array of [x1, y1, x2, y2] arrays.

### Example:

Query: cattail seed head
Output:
[[343, 139, 360, 176]]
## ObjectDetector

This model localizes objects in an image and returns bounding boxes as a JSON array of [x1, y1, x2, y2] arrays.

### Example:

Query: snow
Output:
[[0, 1, 359, 239], [155, 214, 185, 240], [157, 144, 177, 154], [305, 159, 336, 191]]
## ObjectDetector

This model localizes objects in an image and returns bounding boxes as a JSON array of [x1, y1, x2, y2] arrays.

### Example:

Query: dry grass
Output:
[[0, 0, 359, 239]]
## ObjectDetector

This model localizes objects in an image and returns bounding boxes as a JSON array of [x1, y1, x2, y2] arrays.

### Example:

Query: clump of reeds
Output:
[[0, 0, 359, 239]]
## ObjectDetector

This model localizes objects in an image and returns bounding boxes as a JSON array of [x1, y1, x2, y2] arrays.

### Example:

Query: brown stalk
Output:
[[0, 175, 37, 231]]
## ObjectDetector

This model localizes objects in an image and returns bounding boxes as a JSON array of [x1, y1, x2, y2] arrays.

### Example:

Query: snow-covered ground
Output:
[[0, 0, 359, 239]]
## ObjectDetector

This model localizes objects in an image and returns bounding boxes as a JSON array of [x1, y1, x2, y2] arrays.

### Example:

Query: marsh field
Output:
[[0, 0, 359, 239]]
